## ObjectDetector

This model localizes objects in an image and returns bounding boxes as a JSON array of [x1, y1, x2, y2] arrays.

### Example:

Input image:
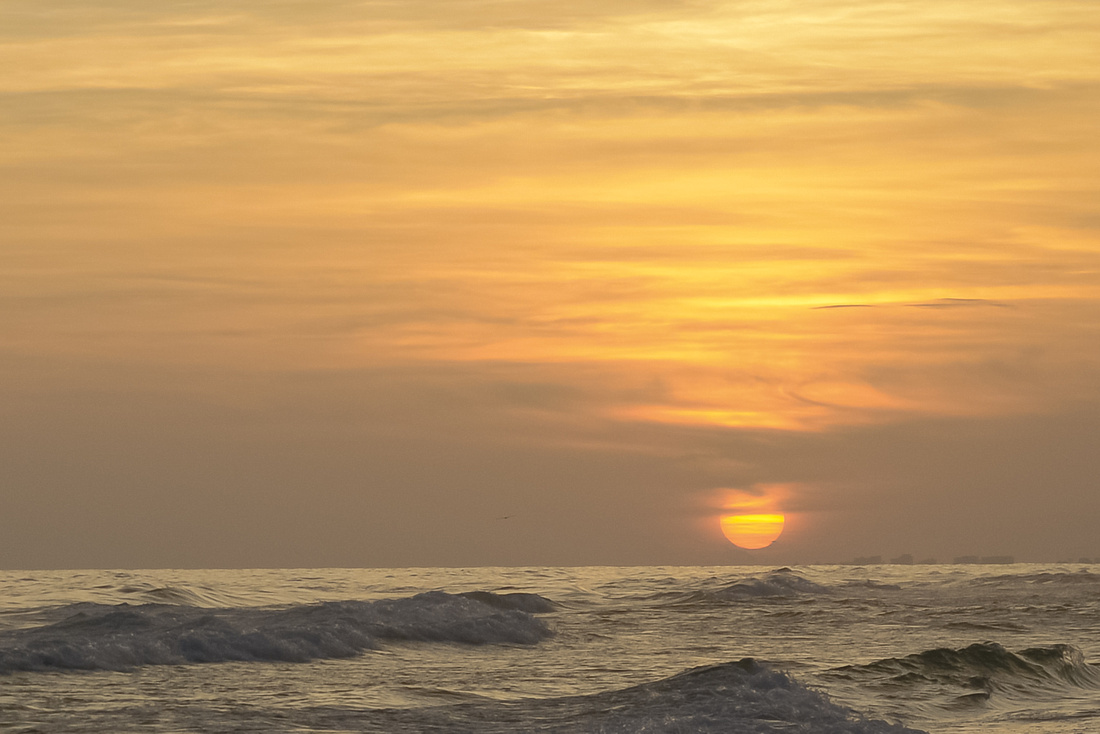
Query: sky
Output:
[[2, 0, 1099, 568]]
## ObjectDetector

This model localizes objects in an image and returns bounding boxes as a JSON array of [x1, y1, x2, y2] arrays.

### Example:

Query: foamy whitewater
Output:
[[2, 566, 1098, 732]]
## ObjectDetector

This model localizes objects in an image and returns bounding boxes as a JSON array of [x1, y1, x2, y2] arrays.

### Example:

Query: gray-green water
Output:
[[2, 565, 1098, 732]]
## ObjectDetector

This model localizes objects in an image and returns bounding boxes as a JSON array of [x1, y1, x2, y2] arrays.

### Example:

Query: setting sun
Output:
[[720, 514, 786, 550]]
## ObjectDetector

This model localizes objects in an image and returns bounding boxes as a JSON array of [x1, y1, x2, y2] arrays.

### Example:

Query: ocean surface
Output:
[[1, 565, 1098, 733]]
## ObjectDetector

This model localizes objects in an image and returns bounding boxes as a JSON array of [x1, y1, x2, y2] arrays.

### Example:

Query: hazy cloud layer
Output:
[[3, 362, 1098, 567], [2, 0, 1099, 567]]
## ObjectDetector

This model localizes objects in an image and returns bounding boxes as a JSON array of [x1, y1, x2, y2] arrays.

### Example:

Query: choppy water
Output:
[[2, 565, 1098, 732]]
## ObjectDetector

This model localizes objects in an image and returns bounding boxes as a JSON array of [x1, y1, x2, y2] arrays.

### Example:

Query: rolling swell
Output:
[[114, 582, 245, 607], [557, 659, 925, 734], [459, 590, 558, 613], [0, 591, 554, 675], [292, 659, 927, 733], [970, 570, 1100, 587], [715, 569, 830, 599], [655, 568, 831, 605], [828, 642, 1100, 705]]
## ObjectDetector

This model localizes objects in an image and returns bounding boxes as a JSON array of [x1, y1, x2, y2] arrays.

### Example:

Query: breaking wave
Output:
[[294, 658, 927, 733], [717, 569, 830, 598], [459, 590, 559, 613], [0, 591, 554, 675], [551, 658, 924, 733], [109, 581, 256, 607], [664, 568, 831, 604], [828, 642, 1100, 706]]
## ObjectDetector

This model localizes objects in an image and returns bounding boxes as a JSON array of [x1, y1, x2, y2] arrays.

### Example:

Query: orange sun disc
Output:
[[720, 514, 785, 549]]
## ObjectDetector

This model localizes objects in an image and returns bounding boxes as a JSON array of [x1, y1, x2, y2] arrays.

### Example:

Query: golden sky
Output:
[[2, 1, 1099, 567]]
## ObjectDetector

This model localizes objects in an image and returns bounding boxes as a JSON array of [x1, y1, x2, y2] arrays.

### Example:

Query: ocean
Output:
[[1, 565, 1098, 733]]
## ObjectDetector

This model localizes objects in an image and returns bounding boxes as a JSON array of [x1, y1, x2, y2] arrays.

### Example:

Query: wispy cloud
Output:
[[2, 0, 1099, 434], [2, 0, 1100, 566], [908, 298, 1011, 309]]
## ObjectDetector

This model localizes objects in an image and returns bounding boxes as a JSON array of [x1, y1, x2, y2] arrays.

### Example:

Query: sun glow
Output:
[[720, 514, 786, 550]]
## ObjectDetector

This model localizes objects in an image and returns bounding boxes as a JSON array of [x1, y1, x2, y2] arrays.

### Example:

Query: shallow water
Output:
[[1, 565, 1098, 732]]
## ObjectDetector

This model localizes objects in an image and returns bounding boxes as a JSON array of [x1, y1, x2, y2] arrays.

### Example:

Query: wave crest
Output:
[[708, 569, 830, 601], [829, 642, 1100, 705], [973, 570, 1100, 587], [368, 658, 926, 733], [566, 659, 923, 733], [0, 591, 554, 675], [644, 569, 831, 607], [724, 569, 829, 596], [459, 591, 558, 613]]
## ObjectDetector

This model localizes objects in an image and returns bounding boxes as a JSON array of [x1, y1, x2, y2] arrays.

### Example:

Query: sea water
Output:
[[1, 565, 1098, 732]]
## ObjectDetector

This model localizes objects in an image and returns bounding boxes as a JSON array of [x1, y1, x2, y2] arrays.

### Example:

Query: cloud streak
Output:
[[1, 0, 1099, 566]]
